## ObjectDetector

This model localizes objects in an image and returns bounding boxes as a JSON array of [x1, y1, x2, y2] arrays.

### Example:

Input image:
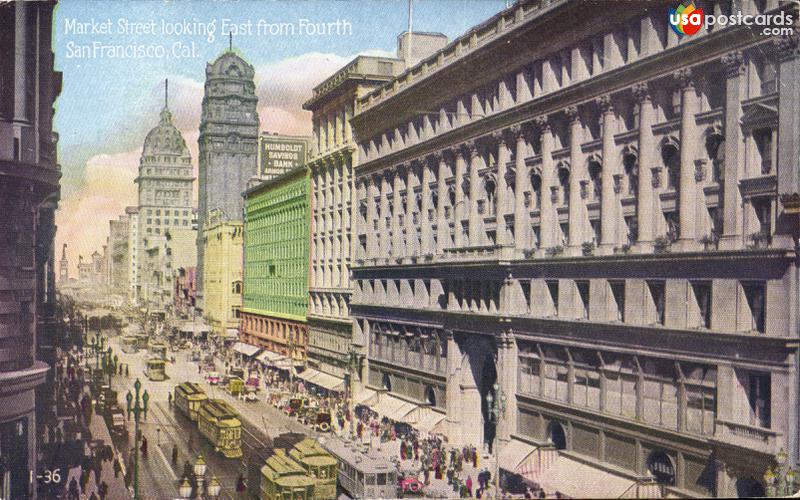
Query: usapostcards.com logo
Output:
[[669, 0, 795, 37], [669, 1, 704, 36]]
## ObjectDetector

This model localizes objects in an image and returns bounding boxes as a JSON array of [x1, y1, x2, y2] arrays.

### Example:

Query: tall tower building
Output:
[[196, 46, 259, 313], [134, 81, 195, 307], [59, 243, 69, 284]]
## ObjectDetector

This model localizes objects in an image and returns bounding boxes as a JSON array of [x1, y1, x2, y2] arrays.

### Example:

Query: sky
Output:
[[54, 0, 508, 273]]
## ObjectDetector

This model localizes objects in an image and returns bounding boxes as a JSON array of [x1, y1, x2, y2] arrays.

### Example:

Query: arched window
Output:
[[546, 421, 567, 450], [425, 385, 437, 406], [623, 151, 638, 195], [588, 159, 602, 200], [484, 178, 497, 216], [661, 142, 680, 191], [529, 173, 542, 209], [646, 450, 676, 485], [705, 133, 724, 182], [557, 166, 570, 206]]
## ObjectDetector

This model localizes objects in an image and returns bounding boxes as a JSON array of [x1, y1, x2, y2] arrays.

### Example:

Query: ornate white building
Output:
[[133, 87, 195, 309], [351, 0, 800, 497]]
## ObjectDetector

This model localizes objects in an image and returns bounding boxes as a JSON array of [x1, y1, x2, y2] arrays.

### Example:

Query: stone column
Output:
[[367, 175, 379, 259], [467, 141, 482, 247], [392, 166, 405, 259], [566, 105, 584, 255], [675, 68, 700, 250], [634, 83, 655, 252], [537, 116, 555, 252], [405, 163, 418, 257], [718, 52, 746, 249], [495, 131, 510, 246], [435, 151, 449, 253], [420, 159, 433, 255], [774, 35, 800, 250], [379, 173, 391, 259], [454, 148, 467, 248], [512, 125, 529, 255], [445, 330, 463, 444], [598, 95, 618, 254], [496, 329, 518, 444]]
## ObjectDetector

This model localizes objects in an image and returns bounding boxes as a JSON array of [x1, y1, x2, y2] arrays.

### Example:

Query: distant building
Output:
[[126, 206, 140, 301], [241, 167, 310, 369], [202, 208, 243, 341], [77, 255, 92, 285], [59, 243, 69, 284], [91, 249, 104, 286], [0, 2, 61, 495], [197, 47, 260, 310], [174, 266, 197, 318], [107, 215, 130, 293]]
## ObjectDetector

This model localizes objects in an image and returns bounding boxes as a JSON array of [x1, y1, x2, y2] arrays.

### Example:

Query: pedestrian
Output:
[[125, 365, 129, 377], [172, 444, 178, 466], [140, 435, 148, 459], [68, 477, 80, 500], [466, 475, 473, 497], [113, 458, 121, 478], [168, 392, 173, 408], [98, 481, 109, 500], [236, 474, 246, 493]]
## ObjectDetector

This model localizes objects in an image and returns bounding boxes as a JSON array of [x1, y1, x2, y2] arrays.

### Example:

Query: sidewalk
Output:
[[86, 409, 131, 499]]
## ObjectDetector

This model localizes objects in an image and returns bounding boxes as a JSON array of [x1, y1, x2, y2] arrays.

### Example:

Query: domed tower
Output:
[[196, 46, 260, 311], [132, 80, 195, 303]]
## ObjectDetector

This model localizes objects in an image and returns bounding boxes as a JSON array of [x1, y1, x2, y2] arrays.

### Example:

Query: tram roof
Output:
[[200, 399, 240, 422], [322, 438, 396, 473], [176, 382, 205, 396], [290, 438, 337, 467]]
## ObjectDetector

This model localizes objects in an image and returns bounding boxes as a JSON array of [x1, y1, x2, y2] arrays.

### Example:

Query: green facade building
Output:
[[241, 167, 310, 362]]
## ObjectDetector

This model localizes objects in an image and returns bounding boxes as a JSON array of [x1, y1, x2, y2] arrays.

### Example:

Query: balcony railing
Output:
[[714, 419, 782, 455]]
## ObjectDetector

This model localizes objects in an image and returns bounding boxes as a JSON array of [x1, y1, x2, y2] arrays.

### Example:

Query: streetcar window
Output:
[[377, 473, 387, 485], [366, 474, 375, 485]]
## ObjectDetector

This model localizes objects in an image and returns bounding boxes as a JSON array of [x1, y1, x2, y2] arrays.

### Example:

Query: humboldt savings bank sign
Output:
[[260, 136, 307, 176]]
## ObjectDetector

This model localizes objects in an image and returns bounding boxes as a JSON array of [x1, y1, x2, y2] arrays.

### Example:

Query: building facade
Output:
[[202, 208, 243, 339], [240, 167, 310, 366], [197, 48, 260, 309], [107, 215, 130, 293], [58, 243, 69, 284], [0, 1, 61, 497], [174, 266, 197, 318], [350, 0, 800, 497], [303, 55, 403, 384], [126, 206, 140, 302], [134, 93, 195, 307]]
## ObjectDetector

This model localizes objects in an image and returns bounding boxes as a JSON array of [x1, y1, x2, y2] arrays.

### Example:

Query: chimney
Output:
[[397, 32, 448, 67]]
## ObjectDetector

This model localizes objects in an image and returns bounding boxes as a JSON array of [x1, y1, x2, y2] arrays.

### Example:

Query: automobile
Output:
[[206, 371, 220, 385], [105, 407, 128, 441], [229, 367, 244, 379], [312, 410, 332, 433], [239, 391, 258, 402], [283, 397, 307, 417], [245, 375, 260, 392], [399, 477, 424, 495]]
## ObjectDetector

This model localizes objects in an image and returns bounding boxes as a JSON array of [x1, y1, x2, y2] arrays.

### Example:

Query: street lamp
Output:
[[346, 348, 361, 440], [764, 448, 797, 497], [102, 347, 117, 386], [485, 382, 507, 500], [193, 455, 207, 499], [207, 476, 221, 499], [126, 379, 149, 500], [179, 478, 192, 499]]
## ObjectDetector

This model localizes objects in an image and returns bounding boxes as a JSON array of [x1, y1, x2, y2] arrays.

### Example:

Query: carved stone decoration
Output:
[[524, 192, 532, 208], [673, 67, 695, 90], [613, 173, 624, 194], [463, 140, 478, 158], [565, 105, 580, 123], [632, 82, 651, 103], [580, 180, 590, 199], [651, 166, 663, 188], [774, 33, 800, 62], [429, 150, 444, 164], [694, 159, 707, 182], [721, 50, 745, 78], [510, 123, 525, 141], [595, 95, 613, 114], [533, 115, 550, 132], [550, 186, 559, 203]]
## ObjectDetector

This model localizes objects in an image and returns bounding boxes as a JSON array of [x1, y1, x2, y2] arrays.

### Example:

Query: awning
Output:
[[257, 350, 285, 364], [406, 407, 445, 433], [498, 439, 538, 475], [297, 368, 345, 392], [179, 323, 210, 335], [536, 455, 636, 498], [224, 328, 239, 339], [353, 389, 377, 405], [275, 357, 304, 370], [369, 393, 418, 422], [231, 342, 261, 357]]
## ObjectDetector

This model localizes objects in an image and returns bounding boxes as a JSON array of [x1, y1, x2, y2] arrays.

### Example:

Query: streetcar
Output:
[[134, 333, 149, 349], [288, 438, 338, 500], [260, 449, 316, 500], [121, 335, 139, 354], [197, 399, 243, 458], [322, 438, 398, 499], [149, 341, 168, 360], [144, 358, 167, 381], [174, 382, 208, 422]]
